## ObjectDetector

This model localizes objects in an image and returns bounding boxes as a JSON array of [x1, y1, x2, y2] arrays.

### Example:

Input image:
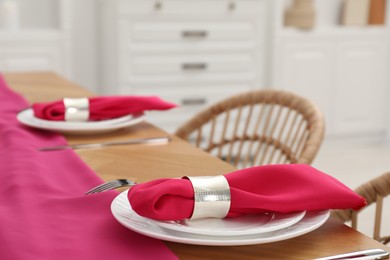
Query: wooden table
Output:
[[5, 72, 389, 259]]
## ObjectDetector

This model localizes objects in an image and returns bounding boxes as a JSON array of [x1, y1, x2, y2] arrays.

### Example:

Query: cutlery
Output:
[[38, 136, 170, 151], [314, 248, 389, 260], [85, 179, 136, 195]]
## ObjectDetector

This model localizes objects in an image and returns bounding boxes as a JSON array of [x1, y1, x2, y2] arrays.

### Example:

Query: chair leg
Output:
[[373, 195, 383, 241], [351, 210, 358, 229], [380, 236, 390, 245]]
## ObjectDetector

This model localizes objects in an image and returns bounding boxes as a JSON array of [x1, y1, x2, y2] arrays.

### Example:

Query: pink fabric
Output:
[[32, 96, 177, 121], [128, 164, 366, 221], [0, 75, 177, 260]]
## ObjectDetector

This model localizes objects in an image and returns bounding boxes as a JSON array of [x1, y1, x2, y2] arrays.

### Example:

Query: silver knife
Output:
[[314, 249, 389, 260], [38, 136, 171, 151]]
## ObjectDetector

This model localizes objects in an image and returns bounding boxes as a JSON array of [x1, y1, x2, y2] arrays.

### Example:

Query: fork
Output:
[[85, 179, 136, 195]]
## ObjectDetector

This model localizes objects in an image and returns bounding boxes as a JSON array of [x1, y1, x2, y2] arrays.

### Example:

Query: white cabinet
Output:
[[0, 0, 72, 78], [100, 0, 267, 132], [0, 31, 68, 74], [275, 40, 334, 131], [334, 38, 387, 135], [273, 31, 388, 136], [98, 0, 389, 137], [271, 0, 389, 137]]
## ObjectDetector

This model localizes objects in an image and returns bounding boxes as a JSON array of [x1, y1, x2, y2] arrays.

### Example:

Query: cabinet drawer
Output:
[[142, 84, 255, 131], [130, 21, 254, 42], [0, 47, 61, 72], [127, 53, 253, 75], [128, 83, 254, 130], [117, 0, 265, 16], [122, 83, 253, 108]]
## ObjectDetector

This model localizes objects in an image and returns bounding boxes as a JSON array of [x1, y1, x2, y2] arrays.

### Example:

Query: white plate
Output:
[[147, 210, 305, 236], [111, 190, 330, 246], [17, 108, 145, 134]]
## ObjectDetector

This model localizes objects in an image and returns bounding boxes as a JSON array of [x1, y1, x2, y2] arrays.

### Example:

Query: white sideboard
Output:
[[0, 0, 72, 78], [99, 0, 268, 132], [270, 0, 389, 137], [272, 30, 388, 137], [99, 0, 390, 137]]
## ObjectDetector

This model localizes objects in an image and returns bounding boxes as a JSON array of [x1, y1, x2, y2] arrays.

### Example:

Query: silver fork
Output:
[[85, 179, 136, 195]]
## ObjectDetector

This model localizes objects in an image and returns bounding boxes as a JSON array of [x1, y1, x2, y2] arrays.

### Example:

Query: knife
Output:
[[38, 136, 171, 151], [314, 249, 389, 260]]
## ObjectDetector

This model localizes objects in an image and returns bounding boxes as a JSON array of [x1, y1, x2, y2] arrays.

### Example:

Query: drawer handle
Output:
[[182, 63, 207, 71], [154, 1, 162, 10], [182, 30, 208, 39], [228, 2, 236, 11], [181, 98, 207, 106]]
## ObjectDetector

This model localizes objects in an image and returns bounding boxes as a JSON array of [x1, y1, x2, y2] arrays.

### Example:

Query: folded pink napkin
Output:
[[32, 96, 177, 121], [128, 164, 366, 221], [0, 75, 177, 260]]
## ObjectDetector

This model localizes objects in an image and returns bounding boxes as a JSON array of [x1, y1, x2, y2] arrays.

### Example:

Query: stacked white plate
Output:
[[110, 190, 330, 246], [17, 108, 145, 134]]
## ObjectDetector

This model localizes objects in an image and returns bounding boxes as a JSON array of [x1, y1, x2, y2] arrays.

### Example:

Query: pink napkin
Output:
[[32, 96, 177, 121], [128, 164, 366, 221], [0, 75, 177, 260]]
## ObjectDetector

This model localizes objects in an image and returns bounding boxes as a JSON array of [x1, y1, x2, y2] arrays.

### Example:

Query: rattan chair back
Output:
[[175, 89, 325, 168], [332, 171, 390, 245]]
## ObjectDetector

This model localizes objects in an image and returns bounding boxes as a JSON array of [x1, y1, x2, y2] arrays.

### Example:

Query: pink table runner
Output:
[[0, 75, 177, 260]]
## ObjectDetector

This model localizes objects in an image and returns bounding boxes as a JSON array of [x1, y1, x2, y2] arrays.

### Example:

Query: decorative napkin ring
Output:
[[185, 175, 231, 220], [63, 98, 90, 122]]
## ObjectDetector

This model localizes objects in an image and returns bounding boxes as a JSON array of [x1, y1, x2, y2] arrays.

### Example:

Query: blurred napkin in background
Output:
[[32, 96, 177, 121], [128, 164, 366, 221]]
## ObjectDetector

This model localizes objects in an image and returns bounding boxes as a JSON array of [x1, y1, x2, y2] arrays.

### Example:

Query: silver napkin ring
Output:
[[185, 175, 231, 220], [63, 98, 90, 122]]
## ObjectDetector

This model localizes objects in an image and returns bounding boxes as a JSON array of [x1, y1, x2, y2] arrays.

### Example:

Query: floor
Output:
[[311, 135, 390, 240]]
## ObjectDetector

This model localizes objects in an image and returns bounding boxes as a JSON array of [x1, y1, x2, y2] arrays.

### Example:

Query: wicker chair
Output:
[[332, 172, 390, 245], [174, 89, 325, 168]]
